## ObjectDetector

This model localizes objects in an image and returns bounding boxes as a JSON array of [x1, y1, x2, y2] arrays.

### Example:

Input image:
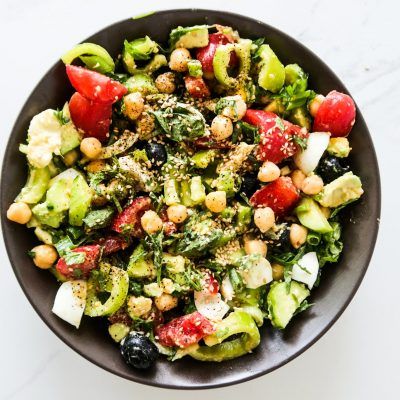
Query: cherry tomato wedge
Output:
[[156, 311, 215, 348], [313, 90, 356, 137], [250, 176, 300, 217], [69, 92, 112, 142], [66, 65, 127, 104], [111, 196, 152, 237], [56, 245, 101, 279], [184, 76, 211, 98]]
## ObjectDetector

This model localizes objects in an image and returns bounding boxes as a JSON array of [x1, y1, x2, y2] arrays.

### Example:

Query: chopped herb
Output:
[[64, 251, 86, 266], [54, 109, 69, 125]]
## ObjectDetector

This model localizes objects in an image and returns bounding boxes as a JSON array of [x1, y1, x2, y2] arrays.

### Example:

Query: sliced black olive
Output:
[[317, 156, 350, 183], [239, 172, 259, 197], [144, 143, 167, 168], [120, 331, 158, 369]]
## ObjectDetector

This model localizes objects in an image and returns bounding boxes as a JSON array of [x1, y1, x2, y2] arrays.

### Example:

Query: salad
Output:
[[6, 23, 363, 369]]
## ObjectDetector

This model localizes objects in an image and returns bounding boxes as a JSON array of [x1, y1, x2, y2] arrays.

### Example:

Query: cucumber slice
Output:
[[69, 175, 92, 226], [267, 281, 310, 329], [15, 167, 50, 204]]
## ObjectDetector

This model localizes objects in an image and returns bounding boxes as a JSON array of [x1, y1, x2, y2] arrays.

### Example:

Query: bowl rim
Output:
[[1, 8, 381, 390]]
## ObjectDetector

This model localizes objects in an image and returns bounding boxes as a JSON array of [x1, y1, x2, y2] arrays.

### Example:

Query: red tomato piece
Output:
[[196, 33, 237, 77], [184, 76, 211, 98], [98, 236, 129, 255], [56, 245, 101, 279], [159, 209, 178, 236], [203, 273, 219, 295], [66, 65, 127, 104], [243, 109, 307, 164], [111, 196, 152, 237], [250, 177, 300, 217], [69, 92, 112, 142], [156, 312, 215, 348], [313, 90, 356, 137]]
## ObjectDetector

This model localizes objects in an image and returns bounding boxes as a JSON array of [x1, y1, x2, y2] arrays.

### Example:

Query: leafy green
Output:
[[54, 236, 76, 256], [294, 299, 314, 316], [330, 198, 358, 218], [123, 37, 158, 61], [232, 121, 260, 144], [273, 78, 315, 112], [145, 231, 164, 284], [316, 222, 343, 267], [151, 103, 206, 142], [129, 280, 143, 296], [63, 251, 86, 266], [215, 98, 237, 118], [83, 208, 115, 230], [174, 215, 224, 257], [293, 135, 308, 151], [54, 109, 69, 125]]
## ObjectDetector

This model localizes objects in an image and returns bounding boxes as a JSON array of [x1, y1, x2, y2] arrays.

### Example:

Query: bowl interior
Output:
[[0, 9, 380, 389]]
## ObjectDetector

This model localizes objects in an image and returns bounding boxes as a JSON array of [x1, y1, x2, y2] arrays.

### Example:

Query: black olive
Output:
[[267, 223, 291, 250], [120, 331, 158, 369], [240, 173, 258, 197], [144, 143, 167, 168], [317, 156, 350, 183]]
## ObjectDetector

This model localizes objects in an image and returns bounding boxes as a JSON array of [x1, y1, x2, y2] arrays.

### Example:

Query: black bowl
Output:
[[0, 9, 380, 389]]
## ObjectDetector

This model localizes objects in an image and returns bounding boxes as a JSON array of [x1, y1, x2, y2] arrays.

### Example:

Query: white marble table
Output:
[[0, 0, 398, 399]]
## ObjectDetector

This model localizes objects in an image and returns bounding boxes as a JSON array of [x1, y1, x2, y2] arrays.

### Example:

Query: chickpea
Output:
[[63, 149, 79, 167], [244, 239, 267, 257], [254, 207, 275, 233], [205, 191, 227, 213], [141, 210, 163, 234], [31, 244, 58, 269], [211, 115, 233, 141], [161, 278, 175, 294], [301, 175, 324, 195], [123, 92, 144, 120], [127, 296, 152, 318], [80, 137, 102, 159], [7, 202, 32, 224], [169, 48, 191, 72], [258, 161, 281, 183], [291, 169, 306, 190], [167, 204, 188, 223], [86, 159, 106, 174], [290, 224, 308, 249], [136, 112, 155, 140], [154, 293, 178, 312], [272, 263, 284, 281], [155, 72, 176, 94], [309, 94, 325, 117], [220, 95, 247, 121], [280, 165, 291, 176]]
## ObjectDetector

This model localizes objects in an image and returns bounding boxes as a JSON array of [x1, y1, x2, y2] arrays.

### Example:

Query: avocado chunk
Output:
[[144, 54, 167, 74], [187, 59, 203, 77], [15, 166, 51, 204], [267, 281, 310, 329], [69, 174, 92, 226], [213, 170, 241, 198], [327, 137, 351, 158], [124, 73, 158, 95], [289, 106, 311, 130], [257, 44, 285, 93], [317, 172, 363, 208], [295, 198, 332, 233], [284, 64, 307, 86], [83, 207, 114, 230], [169, 25, 209, 48], [213, 40, 252, 88]]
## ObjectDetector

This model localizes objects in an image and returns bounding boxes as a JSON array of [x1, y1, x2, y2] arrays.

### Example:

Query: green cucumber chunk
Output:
[[257, 44, 285, 93], [15, 167, 51, 204], [69, 175, 92, 226], [267, 281, 310, 329]]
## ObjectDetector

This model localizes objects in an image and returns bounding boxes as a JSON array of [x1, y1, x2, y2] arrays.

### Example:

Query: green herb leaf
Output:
[[64, 251, 86, 266], [54, 109, 69, 125]]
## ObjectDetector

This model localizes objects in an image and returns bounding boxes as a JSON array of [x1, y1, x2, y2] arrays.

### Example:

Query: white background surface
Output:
[[0, 0, 398, 399]]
